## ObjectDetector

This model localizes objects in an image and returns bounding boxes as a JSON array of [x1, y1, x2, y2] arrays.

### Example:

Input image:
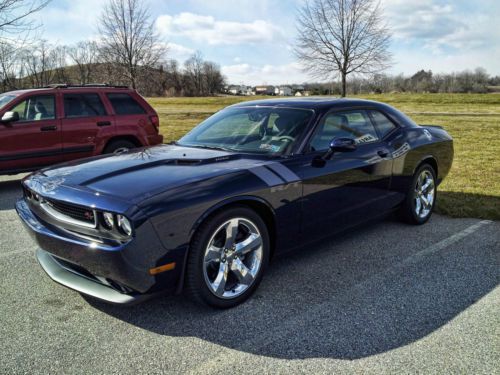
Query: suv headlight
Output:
[[117, 215, 132, 236]]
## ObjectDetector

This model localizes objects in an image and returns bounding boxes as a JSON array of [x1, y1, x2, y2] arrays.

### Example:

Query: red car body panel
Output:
[[0, 87, 163, 174]]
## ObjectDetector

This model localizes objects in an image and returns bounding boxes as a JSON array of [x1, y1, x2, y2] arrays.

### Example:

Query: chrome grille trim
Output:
[[39, 200, 97, 229]]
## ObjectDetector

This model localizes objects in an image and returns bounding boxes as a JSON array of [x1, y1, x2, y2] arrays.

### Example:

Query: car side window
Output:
[[106, 93, 146, 115], [64, 94, 107, 118], [9, 95, 55, 122], [369, 110, 397, 138], [309, 110, 379, 151]]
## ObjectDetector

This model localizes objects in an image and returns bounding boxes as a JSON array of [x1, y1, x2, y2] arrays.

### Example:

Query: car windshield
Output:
[[178, 107, 314, 154], [0, 94, 16, 110]]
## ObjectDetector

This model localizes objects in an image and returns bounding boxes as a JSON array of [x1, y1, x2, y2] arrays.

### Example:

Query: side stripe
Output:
[[249, 166, 284, 186], [266, 162, 301, 183]]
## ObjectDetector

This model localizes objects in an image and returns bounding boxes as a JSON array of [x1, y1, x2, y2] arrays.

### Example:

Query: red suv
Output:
[[0, 84, 163, 175]]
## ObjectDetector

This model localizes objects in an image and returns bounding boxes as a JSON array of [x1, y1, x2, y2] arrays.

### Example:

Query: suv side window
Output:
[[64, 94, 107, 118], [106, 93, 146, 115], [310, 110, 379, 151], [369, 110, 397, 138], [10, 95, 55, 122]]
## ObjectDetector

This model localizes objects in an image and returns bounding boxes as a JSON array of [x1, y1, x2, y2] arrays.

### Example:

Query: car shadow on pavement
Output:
[[0, 179, 23, 211], [87, 215, 499, 360]]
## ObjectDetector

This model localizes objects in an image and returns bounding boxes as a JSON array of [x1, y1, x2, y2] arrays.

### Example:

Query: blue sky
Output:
[[35, 0, 500, 85]]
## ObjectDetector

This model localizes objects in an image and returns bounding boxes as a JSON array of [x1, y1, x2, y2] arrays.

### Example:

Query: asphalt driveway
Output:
[[0, 175, 498, 374]]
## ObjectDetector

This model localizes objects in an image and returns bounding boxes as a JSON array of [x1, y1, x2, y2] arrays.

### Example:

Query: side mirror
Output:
[[323, 137, 356, 160], [1, 111, 19, 123]]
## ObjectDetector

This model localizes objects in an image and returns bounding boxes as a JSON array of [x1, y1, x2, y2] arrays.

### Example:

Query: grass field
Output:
[[147, 94, 500, 220]]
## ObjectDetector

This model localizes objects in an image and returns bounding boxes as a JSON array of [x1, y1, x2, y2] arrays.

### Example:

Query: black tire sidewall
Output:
[[185, 206, 270, 308], [104, 140, 136, 154]]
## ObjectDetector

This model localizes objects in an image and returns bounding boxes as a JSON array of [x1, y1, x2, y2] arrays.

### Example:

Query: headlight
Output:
[[102, 212, 114, 229], [117, 215, 132, 236]]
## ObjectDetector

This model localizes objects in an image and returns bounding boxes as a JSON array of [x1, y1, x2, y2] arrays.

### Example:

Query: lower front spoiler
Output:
[[36, 248, 153, 305]]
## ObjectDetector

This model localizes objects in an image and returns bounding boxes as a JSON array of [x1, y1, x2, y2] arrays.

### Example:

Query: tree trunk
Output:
[[341, 72, 347, 97]]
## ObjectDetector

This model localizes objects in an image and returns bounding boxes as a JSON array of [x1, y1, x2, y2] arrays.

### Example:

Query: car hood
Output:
[[26, 144, 277, 204]]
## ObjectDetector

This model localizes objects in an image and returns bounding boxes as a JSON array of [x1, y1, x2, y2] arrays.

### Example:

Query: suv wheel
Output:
[[104, 140, 136, 154]]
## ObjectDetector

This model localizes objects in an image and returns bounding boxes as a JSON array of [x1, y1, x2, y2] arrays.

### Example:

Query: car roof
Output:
[[230, 97, 419, 128], [2, 86, 133, 96], [231, 97, 390, 111]]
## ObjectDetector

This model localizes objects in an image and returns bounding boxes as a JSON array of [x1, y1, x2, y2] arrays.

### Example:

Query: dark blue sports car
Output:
[[16, 98, 453, 308]]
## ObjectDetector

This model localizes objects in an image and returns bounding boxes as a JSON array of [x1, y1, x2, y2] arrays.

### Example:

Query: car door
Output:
[[60, 92, 115, 161], [289, 109, 395, 242], [0, 94, 62, 173]]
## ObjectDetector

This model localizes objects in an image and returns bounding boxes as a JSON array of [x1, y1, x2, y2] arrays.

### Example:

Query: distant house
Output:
[[228, 85, 249, 95], [254, 85, 275, 95], [278, 86, 292, 96], [294, 90, 311, 97]]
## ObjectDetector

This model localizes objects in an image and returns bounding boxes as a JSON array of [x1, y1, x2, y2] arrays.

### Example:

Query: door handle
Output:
[[40, 125, 57, 131], [377, 150, 390, 158], [97, 121, 112, 127]]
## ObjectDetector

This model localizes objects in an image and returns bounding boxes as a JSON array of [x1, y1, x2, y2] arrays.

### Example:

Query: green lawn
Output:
[[147, 94, 500, 220]]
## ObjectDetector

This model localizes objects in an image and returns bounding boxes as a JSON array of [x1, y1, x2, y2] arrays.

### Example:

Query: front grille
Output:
[[45, 199, 96, 225]]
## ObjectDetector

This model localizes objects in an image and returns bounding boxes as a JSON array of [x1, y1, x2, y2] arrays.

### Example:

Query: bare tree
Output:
[[294, 0, 391, 97], [203, 61, 225, 95], [20, 40, 57, 87], [98, 0, 166, 89], [68, 41, 100, 84], [51, 45, 69, 83], [183, 52, 205, 96], [0, 0, 50, 38]]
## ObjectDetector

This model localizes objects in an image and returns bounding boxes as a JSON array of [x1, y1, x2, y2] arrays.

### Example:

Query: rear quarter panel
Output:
[[391, 126, 453, 194]]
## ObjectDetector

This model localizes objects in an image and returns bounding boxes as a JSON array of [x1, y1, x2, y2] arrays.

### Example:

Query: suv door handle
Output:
[[40, 125, 57, 131], [377, 149, 390, 158], [97, 121, 111, 127]]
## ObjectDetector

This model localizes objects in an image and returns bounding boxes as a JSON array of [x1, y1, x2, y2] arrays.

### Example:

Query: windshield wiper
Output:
[[178, 143, 236, 152]]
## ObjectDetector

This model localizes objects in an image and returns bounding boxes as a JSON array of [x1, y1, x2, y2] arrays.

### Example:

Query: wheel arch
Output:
[[176, 196, 277, 294], [102, 135, 143, 153], [189, 196, 277, 254], [414, 155, 438, 180]]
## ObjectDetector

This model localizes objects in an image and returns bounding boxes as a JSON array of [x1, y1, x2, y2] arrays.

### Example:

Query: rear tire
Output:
[[185, 206, 270, 309], [399, 163, 437, 225], [103, 140, 136, 154]]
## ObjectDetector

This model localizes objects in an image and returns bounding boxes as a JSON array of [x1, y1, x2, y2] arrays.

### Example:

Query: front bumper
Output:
[[36, 249, 148, 304], [16, 198, 181, 303]]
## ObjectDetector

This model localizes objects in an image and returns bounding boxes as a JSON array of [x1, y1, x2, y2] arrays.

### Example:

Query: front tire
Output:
[[399, 164, 437, 225], [185, 206, 270, 308]]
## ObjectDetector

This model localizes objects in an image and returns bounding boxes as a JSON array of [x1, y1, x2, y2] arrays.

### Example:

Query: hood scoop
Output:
[[175, 159, 202, 166], [79, 154, 241, 187]]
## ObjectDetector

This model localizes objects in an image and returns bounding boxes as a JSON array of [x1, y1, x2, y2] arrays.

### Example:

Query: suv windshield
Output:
[[0, 94, 16, 110], [178, 107, 313, 154]]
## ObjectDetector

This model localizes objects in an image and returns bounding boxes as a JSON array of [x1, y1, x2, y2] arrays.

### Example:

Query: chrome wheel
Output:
[[203, 218, 263, 299], [113, 147, 129, 154], [414, 170, 435, 219]]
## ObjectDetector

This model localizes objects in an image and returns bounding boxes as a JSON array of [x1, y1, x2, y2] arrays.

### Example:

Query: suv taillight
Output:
[[149, 115, 160, 133]]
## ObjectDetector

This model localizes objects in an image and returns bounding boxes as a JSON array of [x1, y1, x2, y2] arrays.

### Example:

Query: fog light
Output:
[[102, 212, 114, 229], [117, 215, 132, 236]]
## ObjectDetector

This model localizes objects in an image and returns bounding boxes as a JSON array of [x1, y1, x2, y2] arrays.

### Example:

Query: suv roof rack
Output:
[[42, 83, 130, 89]]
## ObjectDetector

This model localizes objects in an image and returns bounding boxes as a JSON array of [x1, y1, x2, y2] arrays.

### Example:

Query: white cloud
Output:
[[155, 12, 284, 45], [383, 0, 497, 52], [222, 62, 307, 85], [166, 43, 195, 61]]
